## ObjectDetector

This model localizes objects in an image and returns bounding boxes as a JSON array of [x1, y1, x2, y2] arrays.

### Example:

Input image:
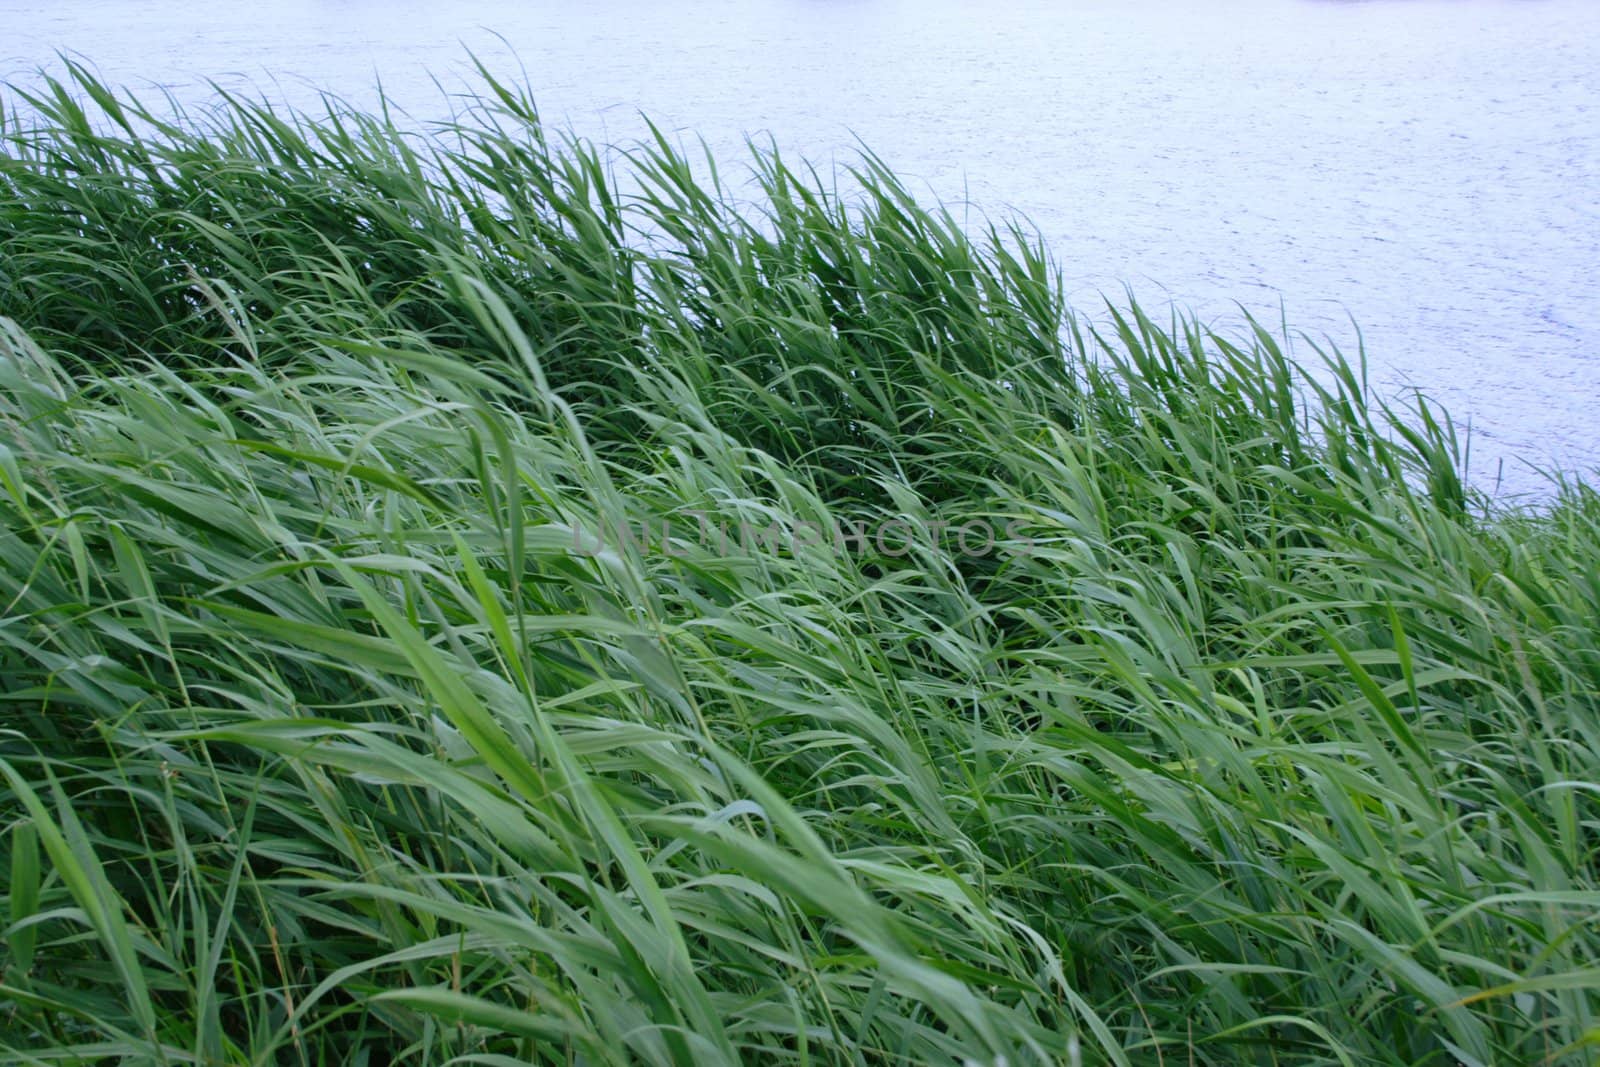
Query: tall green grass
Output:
[[2, 61, 1598, 1065]]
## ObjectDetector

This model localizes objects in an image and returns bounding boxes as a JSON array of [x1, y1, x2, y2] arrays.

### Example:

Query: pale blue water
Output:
[[4, 0, 1597, 497]]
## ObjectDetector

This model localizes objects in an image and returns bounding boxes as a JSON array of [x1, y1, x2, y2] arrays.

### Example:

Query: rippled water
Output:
[[4, 0, 1597, 496]]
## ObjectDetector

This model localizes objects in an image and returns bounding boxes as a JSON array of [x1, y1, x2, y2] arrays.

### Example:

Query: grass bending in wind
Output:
[[2, 61, 1599, 1066]]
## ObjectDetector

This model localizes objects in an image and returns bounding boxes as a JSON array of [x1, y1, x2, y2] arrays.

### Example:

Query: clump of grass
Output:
[[2, 60, 1599, 1066]]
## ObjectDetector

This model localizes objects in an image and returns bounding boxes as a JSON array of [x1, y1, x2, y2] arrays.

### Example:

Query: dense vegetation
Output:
[[2, 62, 1598, 1065]]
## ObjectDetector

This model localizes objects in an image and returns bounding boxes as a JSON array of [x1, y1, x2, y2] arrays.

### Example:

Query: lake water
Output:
[[4, 0, 1597, 498]]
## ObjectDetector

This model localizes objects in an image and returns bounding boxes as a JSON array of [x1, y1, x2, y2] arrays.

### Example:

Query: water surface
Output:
[[4, 0, 1597, 496]]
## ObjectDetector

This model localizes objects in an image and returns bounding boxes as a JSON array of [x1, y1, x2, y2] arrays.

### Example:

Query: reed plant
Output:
[[1, 61, 1597, 1065]]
